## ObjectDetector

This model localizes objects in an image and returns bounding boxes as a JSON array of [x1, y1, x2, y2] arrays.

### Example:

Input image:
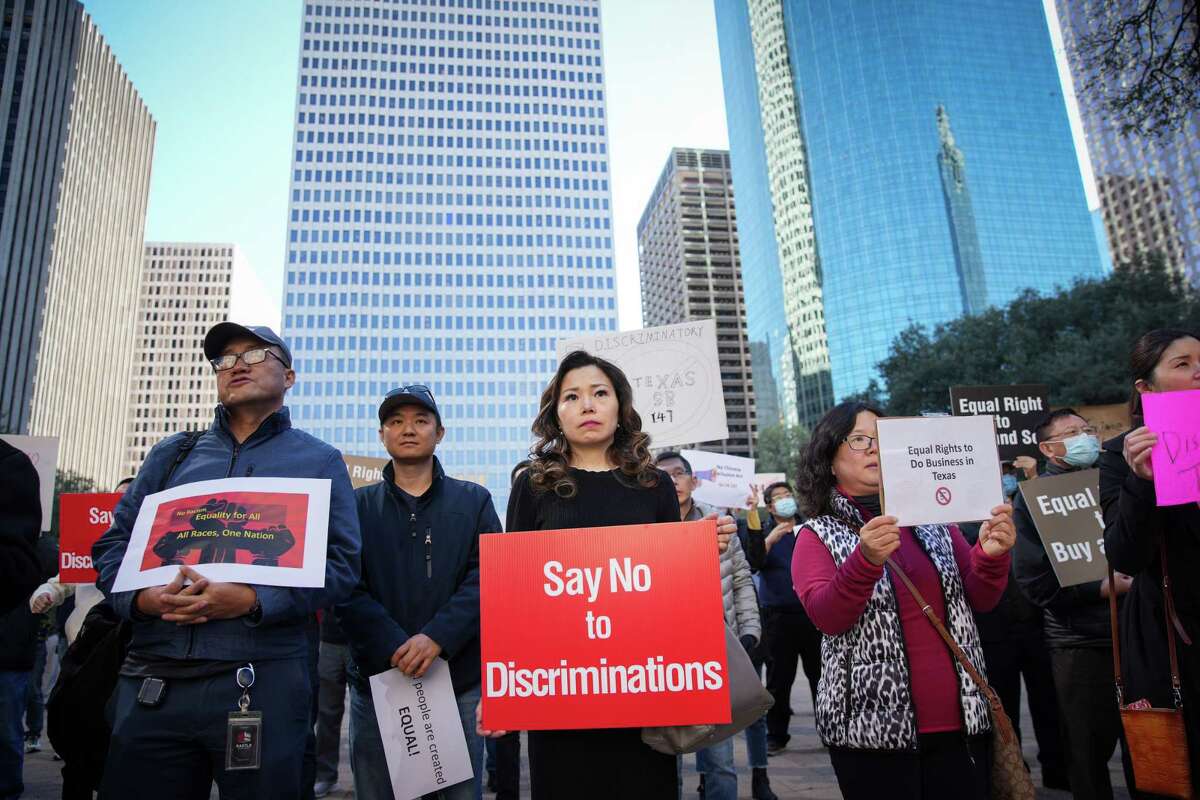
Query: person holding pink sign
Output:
[[1100, 328, 1200, 793]]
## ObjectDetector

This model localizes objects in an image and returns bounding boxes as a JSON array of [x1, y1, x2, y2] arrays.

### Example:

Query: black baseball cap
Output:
[[378, 385, 440, 425], [203, 323, 293, 367]]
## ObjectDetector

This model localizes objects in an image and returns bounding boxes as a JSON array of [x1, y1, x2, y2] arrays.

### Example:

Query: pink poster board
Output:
[[1143, 389, 1200, 506]]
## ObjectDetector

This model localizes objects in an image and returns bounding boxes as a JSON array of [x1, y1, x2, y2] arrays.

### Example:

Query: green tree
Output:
[[870, 253, 1200, 415], [755, 423, 808, 484]]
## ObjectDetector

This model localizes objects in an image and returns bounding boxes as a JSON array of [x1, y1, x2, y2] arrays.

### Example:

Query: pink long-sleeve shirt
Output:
[[792, 511, 1010, 733]]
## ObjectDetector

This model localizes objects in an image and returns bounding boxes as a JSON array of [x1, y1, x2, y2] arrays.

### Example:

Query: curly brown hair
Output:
[[525, 350, 659, 498]]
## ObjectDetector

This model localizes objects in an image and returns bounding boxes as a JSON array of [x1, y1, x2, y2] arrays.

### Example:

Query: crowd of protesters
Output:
[[0, 324, 1198, 800]]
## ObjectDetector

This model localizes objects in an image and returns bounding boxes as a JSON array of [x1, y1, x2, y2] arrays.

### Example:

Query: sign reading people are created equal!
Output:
[[1018, 469, 1108, 587], [557, 319, 728, 449], [949, 384, 1049, 460]]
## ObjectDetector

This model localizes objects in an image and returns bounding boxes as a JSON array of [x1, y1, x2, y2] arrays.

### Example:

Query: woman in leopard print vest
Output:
[[791, 401, 1016, 799]]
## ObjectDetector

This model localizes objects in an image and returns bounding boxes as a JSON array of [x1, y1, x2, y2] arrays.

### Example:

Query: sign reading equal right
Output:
[[949, 384, 1049, 461]]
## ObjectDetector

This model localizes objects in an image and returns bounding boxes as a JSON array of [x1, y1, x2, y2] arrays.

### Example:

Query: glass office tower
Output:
[[280, 0, 618, 509]]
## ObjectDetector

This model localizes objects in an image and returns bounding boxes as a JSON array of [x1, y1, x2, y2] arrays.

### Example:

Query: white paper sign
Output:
[[111, 477, 331, 593], [751, 473, 787, 500], [0, 435, 59, 531], [682, 449, 756, 509], [557, 319, 728, 448], [877, 416, 1003, 527], [369, 659, 474, 800]]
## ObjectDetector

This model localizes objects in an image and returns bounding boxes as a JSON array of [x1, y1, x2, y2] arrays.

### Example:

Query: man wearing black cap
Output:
[[336, 385, 501, 800], [92, 323, 361, 799]]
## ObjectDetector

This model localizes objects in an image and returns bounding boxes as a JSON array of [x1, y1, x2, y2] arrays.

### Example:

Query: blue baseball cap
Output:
[[203, 323, 293, 367]]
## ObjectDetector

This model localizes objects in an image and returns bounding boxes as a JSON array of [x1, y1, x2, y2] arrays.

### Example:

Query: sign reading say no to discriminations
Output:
[[58, 493, 122, 584], [949, 384, 1049, 461], [1019, 469, 1108, 587], [479, 520, 730, 731]]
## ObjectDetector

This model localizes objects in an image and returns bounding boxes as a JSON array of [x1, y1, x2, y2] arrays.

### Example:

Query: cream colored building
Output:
[[122, 243, 234, 477], [25, 6, 155, 487]]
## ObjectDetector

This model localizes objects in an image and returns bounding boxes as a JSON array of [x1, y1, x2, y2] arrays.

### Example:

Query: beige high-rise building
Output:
[[23, 4, 155, 487], [1095, 174, 1187, 270], [638, 148, 756, 458], [123, 243, 234, 477]]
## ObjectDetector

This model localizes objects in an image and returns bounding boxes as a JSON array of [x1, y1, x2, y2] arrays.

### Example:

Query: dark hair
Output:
[[654, 451, 691, 474], [1129, 329, 1199, 416], [114, 477, 135, 490], [1035, 408, 1082, 443], [510, 459, 531, 487], [764, 481, 792, 505], [526, 350, 658, 498], [795, 400, 885, 518]]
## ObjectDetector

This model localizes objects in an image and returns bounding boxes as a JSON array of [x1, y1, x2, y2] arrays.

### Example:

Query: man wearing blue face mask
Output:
[[1013, 409, 1136, 799]]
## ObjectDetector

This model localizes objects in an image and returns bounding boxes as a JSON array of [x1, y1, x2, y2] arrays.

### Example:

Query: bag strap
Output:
[[1109, 539, 1184, 709], [158, 430, 203, 492], [884, 557, 1005, 716]]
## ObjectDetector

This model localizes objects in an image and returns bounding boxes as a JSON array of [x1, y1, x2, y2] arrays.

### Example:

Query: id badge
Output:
[[225, 710, 263, 771]]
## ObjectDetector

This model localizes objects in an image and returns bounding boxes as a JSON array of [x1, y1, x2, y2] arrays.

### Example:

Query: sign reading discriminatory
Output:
[[58, 493, 122, 584], [557, 320, 728, 449], [949, 385, 1049, 460], [479, 520, 730, 731], [1019, 469, 1108, 587], [1143, 389, 1200, 506], [0, 434, 59, 532], [111, 478, 331, 593], [370, 660, 474, 800], [343, 455, 388, 489], [682, 450, 756, 510], [878, 415, 1004, 527]]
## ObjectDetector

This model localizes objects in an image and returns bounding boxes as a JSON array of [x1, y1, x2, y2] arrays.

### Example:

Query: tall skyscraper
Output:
[[124, 243, 234, 477], [280, 0, 618, 509], [714, 0, 831, 430], [637, 148, 756, 458], [1056, 0, 1199, 279], [716, 0, 1104, 401], [1, 0, 155, 486]]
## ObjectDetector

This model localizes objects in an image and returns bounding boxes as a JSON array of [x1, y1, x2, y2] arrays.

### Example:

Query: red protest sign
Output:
[[59, 493, 122, 583], [479, 520, 730, 731]]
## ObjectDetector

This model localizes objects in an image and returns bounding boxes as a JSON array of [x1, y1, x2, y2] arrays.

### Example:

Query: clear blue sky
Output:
[[82, 0, 1094, 331]]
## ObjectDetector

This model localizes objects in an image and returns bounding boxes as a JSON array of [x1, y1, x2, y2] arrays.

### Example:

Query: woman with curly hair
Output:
[[790, 401, 1015, 799], [484, 350, 737, 799]]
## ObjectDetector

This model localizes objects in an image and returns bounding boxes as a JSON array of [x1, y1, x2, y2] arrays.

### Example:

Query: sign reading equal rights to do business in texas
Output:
[[479, 520, 730, 731], [877, 415, 1004, 527], [1018, 469, 1108, 587], [949, 384, 1049, 461], [58, 493, 122, 584], [111, 477, 331, 593], [557, 320, 728, 449]]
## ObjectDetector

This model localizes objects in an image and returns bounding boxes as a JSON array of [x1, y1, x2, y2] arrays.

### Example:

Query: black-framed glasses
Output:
[[386, 384, 436, 403], [210, 347, 286, 372], [844, 434, 878, 451]]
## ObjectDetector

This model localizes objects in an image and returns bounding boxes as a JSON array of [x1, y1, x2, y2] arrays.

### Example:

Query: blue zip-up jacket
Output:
[[335, 457, 501, 694], [92, 406, 361, 662]]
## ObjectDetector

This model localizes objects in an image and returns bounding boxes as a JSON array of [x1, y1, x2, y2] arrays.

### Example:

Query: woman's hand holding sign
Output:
[[858, 515, 901, 566], [978, 503, 1016, 558], [705, 512, 737, 553], [1123, 426, 1158, 481]]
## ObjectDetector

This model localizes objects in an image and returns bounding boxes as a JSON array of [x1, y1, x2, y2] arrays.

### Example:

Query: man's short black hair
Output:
[[115, 477, 135, 490], [655, 451, 692, 474], [764, 481, 793, 504], [1035, 408, 1083, 443]]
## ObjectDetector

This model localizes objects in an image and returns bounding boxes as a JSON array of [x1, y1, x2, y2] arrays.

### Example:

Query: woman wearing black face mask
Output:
[[1100, 328, 1200, 792]]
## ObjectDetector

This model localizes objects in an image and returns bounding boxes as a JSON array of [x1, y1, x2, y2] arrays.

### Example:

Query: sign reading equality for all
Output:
[[111, 477, 331, 593], [878, 415, 1004, 527], [479, 520, 730, 731], [369, 659, 474, 800], [557, 319, 729, 449], [0, 434, 59, 532], [1143, 389, 1200, 506], [949, 384, 1049, 461], [58, 493, 122, 584], [1018, 469, 1108, 587], [682, 449, 756, 510]]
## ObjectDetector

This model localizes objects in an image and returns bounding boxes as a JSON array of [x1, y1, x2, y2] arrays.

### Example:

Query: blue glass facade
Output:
[[279, 0, 618, 510], [783, 0, 1103, 397]]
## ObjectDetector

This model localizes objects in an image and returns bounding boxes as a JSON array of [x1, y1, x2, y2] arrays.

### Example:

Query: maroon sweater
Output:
[[791, 508, 1009, 733]]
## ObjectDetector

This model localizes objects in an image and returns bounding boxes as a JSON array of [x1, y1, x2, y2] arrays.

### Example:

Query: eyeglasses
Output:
[[843, 434, 878, 451], [210, 347, 287, 372], [1043, 426, 1098, 443], [386, 384, 436, 403]]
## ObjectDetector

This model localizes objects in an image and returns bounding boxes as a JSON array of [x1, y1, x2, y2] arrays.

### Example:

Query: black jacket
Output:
[[335, 457, 501, 694], [1101, 430, 1200, 714], [0, 440, 42, 616], [961, 520, 1043, 645], [1012, 462, 1111, 649]]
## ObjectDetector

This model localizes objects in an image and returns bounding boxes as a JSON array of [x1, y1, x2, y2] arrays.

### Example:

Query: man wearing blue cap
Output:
[[336, 385, 501, 800], [92, 323, 361, 799]]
